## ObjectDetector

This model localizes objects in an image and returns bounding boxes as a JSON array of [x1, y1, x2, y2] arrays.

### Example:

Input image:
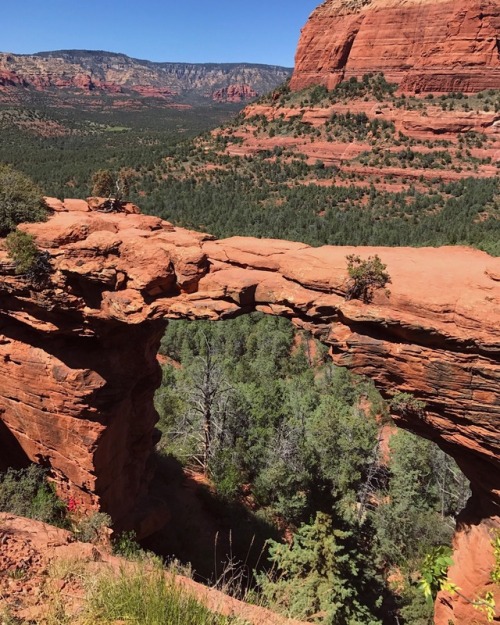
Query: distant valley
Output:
[[0, 50, 291, 204]]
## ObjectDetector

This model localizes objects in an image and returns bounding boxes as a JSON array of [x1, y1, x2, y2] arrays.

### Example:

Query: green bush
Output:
[[0, 465, 66, 525], [390, 392, 426, 416], [5, 229, 51, 285], [73, 511, 112, 544], [6, 230, 39, 273], [0, 164, 47, 236], [113, 530, 144, 559], [419, 545, 454, 604], [257, 512, 383, 624]]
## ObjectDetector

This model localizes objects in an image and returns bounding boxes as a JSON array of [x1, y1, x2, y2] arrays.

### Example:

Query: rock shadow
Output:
[[140, 453, 281, 589], [0, 418, 31, 472]]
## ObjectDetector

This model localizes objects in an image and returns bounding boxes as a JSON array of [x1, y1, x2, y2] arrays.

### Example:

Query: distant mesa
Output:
[[291, 0, 500, 93], [0, 50, 291, 103]]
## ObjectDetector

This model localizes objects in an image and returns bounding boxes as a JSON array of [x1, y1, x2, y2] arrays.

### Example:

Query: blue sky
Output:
[[2, 1, 320, 67]]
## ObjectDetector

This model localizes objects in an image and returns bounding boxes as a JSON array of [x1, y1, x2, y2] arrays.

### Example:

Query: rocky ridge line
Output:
[[0, 51, 292, 103]]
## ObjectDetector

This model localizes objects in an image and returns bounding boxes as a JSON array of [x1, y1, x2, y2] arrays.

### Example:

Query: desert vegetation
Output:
[[0, 465, 66, 525], [153, 314, 471, 624], [0, 164, 47, 236], [1, 76, 499, 256]]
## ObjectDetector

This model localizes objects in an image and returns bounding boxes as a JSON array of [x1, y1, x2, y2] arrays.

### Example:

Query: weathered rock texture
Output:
[[291, 0, 500, 93], [0, 201, 499, 623]]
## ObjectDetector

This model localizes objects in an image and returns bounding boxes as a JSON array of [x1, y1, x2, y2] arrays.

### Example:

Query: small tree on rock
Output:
[[90, 168, 133, 212], [91, 169, 115, 198], [345, 254, 391, 303]]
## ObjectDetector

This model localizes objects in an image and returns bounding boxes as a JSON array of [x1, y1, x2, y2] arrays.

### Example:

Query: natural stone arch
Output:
[[0, 199, 499, 623]]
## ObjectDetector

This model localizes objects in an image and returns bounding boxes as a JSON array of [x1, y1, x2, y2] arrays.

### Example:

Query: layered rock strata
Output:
[[0, 200, 499, 622], [0, 52, 290, 101], [291, 0, 500, 93], [212, 84, 258, 103]]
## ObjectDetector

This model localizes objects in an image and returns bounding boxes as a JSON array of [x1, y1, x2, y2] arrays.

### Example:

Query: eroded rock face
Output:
[[0, 200, 499, 623], [291, 0, 500, 93], [0, 52, 291, 101], [212, 84, 258, 103]]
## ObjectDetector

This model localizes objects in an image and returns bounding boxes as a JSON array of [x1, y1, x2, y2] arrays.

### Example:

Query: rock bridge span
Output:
[[0, 199, 498, 622]]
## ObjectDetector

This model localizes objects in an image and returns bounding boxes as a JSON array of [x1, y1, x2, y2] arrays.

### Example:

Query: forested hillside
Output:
[[1, 73, 499, 255], [139, 77, 500, 255]]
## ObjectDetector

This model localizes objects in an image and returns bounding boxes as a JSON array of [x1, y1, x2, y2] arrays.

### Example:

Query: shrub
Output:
[[5, 229, 51, 286], [0, 164, 47, 236], [419, 545, 454, 603], [256, 512, 383, 624], [6, 230, 39, 273], [73, 511, 112, 544], [390, 392, 426, 416], [345, 253, 391, 303], [0, 465, 66, 525], [113, 530, 144, 559]]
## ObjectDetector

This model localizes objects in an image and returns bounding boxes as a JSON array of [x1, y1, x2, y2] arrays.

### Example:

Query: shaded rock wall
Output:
[[291, 0, 500, 93], [0, 309, 166, 526]]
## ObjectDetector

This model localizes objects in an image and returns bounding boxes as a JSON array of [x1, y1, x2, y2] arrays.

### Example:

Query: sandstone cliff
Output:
[[291, 0, 500, 93], [0, 201, 498, 623], [212, 84, 258, 103], [0, 51, 291, 102]]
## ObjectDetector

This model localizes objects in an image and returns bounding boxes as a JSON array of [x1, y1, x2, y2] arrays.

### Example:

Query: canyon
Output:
[[0, 199, 498, 623], [291, 0, 500, 93], [1, 1, 499, 622]]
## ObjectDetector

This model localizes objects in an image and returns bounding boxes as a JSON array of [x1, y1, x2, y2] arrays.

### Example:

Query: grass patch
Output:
[[103, 125, 130, 132], [84, 561, 245, 625]]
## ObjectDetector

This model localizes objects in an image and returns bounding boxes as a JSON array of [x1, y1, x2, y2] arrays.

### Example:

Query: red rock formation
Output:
[[0, 70, 27, 88], [12, 72, 98, 92], [0, 201, 498, 623], [130, 85, 176, 98], [291, 0, 500, 93], [435, 513, 500, 625], [0, 53, 290, 104], [212, 84, 258, 103]]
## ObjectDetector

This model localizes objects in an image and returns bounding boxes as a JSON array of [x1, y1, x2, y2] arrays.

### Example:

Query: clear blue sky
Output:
[[2, 1, 320, 67]]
